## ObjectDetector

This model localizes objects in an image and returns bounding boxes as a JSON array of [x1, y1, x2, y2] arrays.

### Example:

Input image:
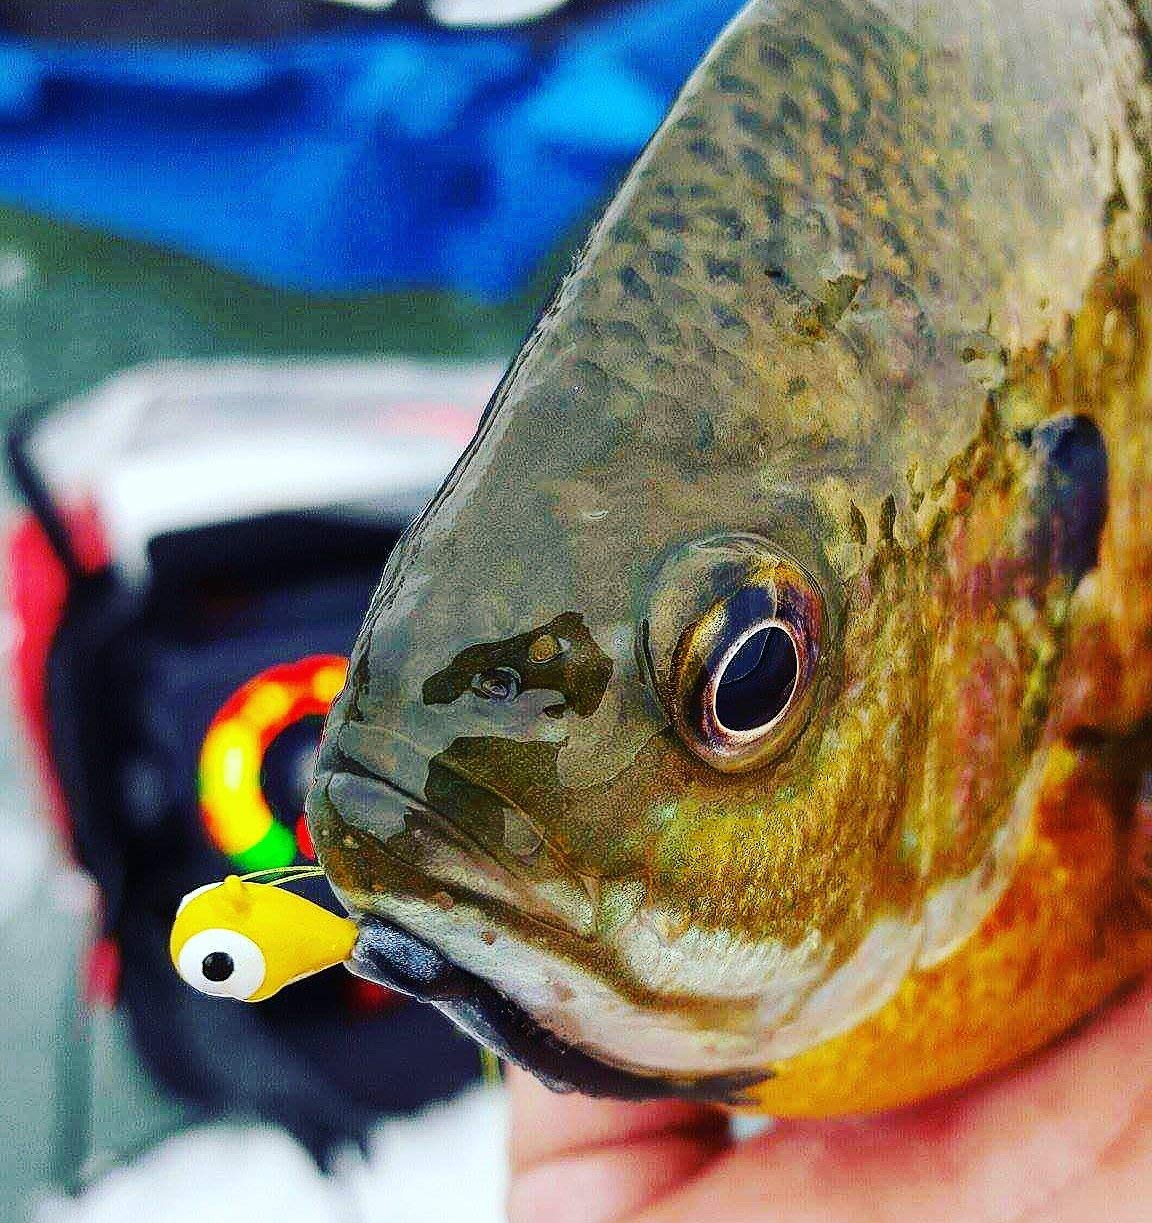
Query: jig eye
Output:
[[176, 928, 267, 1000], [470, 666, 521, 703], [669, 557, 823, 771]]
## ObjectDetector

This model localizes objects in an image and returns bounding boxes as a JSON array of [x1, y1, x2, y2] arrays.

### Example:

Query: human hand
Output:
[[507, 978, 1152, 1222]]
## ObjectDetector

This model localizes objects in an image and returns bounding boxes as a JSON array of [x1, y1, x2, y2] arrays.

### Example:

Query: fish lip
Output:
[[320, 754, 555, 902], [322, 756, 766, 1100], [349, 913, 770, 1104], [350, 759, 433, 817]]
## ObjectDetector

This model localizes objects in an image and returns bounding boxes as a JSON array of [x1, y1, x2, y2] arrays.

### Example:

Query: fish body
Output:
[[298, 0, 1152, 1112]]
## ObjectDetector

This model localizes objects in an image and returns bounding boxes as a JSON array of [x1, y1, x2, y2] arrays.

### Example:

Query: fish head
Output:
[[307, 0, 1127, 1093], [308, 278, 1108, 1090]]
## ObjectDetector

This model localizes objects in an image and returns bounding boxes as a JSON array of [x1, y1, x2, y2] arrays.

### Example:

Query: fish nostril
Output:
[[470, 667, 522, 702]]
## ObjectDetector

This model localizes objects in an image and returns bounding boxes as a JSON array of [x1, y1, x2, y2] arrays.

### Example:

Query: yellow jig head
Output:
[[170, 872, 357, 1002]]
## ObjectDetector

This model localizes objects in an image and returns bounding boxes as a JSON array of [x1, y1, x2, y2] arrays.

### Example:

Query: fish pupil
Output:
[[715, 625, 798, 733], [201, 951, 235, 982]]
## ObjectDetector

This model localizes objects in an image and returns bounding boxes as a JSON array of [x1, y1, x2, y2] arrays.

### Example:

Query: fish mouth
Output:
[[349, 913, 769, 1104], [319, 746, 769, 1099]]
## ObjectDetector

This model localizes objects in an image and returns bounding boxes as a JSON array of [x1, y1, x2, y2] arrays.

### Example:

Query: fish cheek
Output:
[[418, 614, 671, 878], [422, 734, 669, 880], [432, 635, 665, 796], [553, 678, 668, 791]]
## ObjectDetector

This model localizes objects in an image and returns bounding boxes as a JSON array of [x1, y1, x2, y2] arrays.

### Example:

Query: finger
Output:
[[506, 1068, 730, 1223], [629, 976, 1152, 1223], [507, 1067, 725, 1171], [1031, 1082, 1152, 1223]]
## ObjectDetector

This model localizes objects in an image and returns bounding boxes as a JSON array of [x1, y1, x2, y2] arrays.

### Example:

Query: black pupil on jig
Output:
[[202, 952, 235, 982], [714, 625, 798, 733]]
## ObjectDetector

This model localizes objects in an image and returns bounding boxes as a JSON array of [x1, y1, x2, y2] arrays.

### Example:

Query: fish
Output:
[[179, 0, 1152, 1113]]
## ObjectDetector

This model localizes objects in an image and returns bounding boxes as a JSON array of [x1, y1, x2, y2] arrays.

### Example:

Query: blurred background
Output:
[[0, 2, 741, 1218]]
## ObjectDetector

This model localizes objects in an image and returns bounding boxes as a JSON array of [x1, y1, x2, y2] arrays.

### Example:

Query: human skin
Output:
[[507, 978, 1152, 1222]]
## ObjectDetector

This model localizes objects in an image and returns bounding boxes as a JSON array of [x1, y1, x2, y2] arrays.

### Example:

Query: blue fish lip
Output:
[[348, 912, 770, 1104]]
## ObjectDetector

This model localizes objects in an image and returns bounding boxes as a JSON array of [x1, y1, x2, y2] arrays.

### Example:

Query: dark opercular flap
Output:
[[1019, 413, 1109, 587]]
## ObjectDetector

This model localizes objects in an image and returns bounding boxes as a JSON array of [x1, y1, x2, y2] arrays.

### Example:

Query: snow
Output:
[[33, 1087, 508, 1223]]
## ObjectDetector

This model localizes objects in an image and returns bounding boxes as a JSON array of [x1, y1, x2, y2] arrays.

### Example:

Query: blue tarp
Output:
[[0, 0, 740, 298]]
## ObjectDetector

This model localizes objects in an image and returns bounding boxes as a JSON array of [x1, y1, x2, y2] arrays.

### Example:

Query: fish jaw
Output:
[[346, 911, 770, 1103], [309, 733, 1026, 1083]]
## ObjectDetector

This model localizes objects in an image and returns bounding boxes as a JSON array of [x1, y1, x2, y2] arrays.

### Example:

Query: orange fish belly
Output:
[[747, 744, 1152, 1116]]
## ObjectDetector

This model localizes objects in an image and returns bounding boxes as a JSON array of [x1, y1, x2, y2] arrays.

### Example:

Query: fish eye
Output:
[[470, 666, 521, 702], [176, 928, 267, 1000], [668, 555, 823, 772]]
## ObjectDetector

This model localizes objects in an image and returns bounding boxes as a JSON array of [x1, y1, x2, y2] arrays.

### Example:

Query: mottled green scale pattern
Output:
[[564, 0, 1046, 484]]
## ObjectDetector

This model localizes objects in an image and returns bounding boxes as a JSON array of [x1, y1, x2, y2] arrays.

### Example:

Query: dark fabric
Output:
[[41, 513, 482, 1160]]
